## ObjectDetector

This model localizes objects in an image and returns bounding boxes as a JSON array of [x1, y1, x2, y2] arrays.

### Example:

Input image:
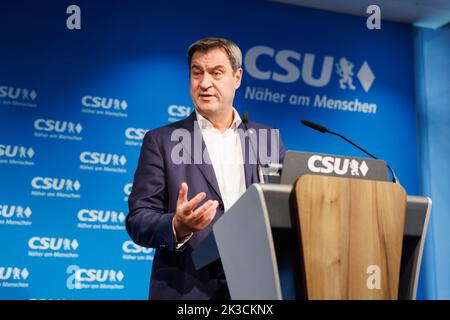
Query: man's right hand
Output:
[[173, 182, 218, 239]]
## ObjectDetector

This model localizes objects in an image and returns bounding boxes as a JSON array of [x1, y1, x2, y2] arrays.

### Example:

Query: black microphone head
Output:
[[301, 119, 328, 133], [242, 111, 249, 124]]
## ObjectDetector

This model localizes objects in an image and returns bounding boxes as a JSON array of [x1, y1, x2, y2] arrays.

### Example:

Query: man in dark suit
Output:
[[126, 37, 285, 300]]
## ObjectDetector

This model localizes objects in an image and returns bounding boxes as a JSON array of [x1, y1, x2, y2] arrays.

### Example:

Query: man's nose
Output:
[[199, 73, 213, 90]]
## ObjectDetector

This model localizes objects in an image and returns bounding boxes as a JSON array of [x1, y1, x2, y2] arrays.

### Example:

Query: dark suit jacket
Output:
[[126, 111, 285, 299]]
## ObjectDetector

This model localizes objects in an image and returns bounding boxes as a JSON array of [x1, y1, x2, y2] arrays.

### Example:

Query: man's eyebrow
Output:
[[211, 65, 225, 70], [191, 64, 225, 70]]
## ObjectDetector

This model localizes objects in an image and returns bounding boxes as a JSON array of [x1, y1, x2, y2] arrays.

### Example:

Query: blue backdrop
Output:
[[414, 25, 450, 300], [0, 0, 420, 299]]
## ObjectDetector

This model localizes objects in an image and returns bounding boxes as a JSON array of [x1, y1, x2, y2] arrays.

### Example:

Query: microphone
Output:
[[301, 119, 399, 183], [243, 112, 265, 184], [301, 120, 327, 133], [242, 111, 249, 125]]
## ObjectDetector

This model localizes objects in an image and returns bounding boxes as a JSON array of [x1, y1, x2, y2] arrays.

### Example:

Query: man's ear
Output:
[[234, 68, 243, 89]]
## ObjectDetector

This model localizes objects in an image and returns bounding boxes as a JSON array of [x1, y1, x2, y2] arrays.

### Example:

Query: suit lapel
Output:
[[177, 113, 261, 201], [178, 112, 223, 201]]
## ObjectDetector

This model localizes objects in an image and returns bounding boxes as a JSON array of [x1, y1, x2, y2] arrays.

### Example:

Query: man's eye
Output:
[[214, 71, 222, 76]]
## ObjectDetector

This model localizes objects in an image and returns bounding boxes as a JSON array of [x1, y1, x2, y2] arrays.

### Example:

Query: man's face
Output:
[[190, 47, 242, 119]]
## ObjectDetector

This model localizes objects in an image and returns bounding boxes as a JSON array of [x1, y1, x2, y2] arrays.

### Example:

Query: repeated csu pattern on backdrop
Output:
[[0, 1, 418, 299]]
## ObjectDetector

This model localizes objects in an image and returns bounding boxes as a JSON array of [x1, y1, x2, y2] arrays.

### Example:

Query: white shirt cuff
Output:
[[172, 219, 193, 250]]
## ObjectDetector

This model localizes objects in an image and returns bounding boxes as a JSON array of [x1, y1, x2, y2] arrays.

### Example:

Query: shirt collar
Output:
[[195, 108, 242, 131]]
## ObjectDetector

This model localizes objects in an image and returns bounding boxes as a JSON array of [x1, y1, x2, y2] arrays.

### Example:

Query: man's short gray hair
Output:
[[187, 37, 242, 74]]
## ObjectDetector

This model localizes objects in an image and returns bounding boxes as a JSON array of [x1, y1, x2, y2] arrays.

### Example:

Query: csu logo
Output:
[[34, 119, 82, 134], [28, 237, 79, 251], [0, 267, 29, 281], [0, 86, 37, 100], [168, 105, 192, 118], [125, 127, 148, 141], [0, 144, 34, 159], [122, 241, 154, 254], [31, 177, 81, 191], [0, 205, 32, 218], [124, 183, 132, 196], [307, 155, 369, 176], [81, 95, 128, 110], [244, 46, 375, 92], [123, 183, 132, 202], [66, 265, 124, 289], [125, 128, 148, 147], [78, 209, 125, 223], [79, 152, 127, 166]]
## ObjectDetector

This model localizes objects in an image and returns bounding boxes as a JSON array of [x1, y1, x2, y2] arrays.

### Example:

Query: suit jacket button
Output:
[[218, 204, 224, 211]]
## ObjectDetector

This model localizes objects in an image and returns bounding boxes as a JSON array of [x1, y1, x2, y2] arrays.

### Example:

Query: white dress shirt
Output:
[[173, 108, 247, 249], [196, 108, 246, 211]]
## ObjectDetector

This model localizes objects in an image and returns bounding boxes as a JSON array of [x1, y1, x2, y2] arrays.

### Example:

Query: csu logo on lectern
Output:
[[307, 155, 369, 176]]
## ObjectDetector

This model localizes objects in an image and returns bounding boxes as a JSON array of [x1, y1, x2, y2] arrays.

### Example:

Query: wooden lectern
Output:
[[294, 175, 406, 299], [192, 151, 431, 300]]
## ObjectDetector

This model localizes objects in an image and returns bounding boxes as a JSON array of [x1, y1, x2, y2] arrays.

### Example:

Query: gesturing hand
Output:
[[173, 182, 218, 239]]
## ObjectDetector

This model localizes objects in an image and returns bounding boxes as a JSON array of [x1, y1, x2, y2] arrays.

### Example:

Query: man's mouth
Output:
[[199, 93, 216, 100]]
